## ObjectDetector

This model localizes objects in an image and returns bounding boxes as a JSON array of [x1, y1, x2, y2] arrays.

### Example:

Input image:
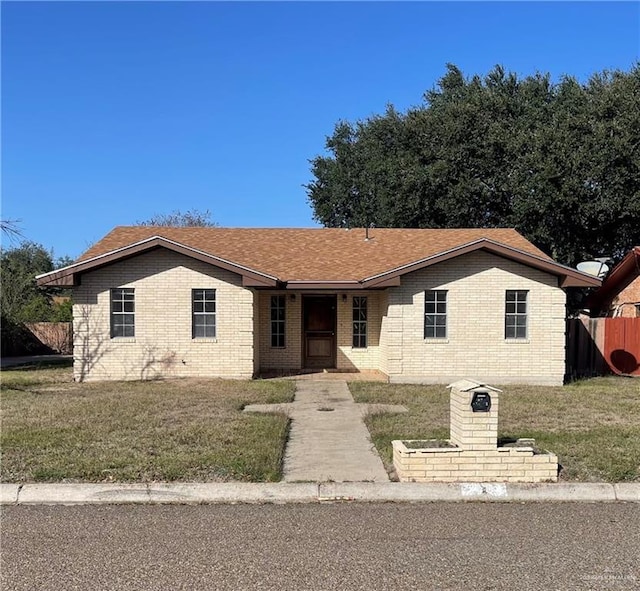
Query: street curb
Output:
[[146, 483, 318, 504], [18, 484, 150, 505], [0, 484, 21, 505], [1, 482, 638, 505], [614, 483, 640, 502]]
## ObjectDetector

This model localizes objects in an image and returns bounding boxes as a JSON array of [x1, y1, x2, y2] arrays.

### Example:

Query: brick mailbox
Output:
[[392, 379, 558, 483]]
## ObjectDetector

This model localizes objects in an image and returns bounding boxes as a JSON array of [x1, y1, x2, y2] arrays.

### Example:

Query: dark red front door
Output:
[[303, 296, 337, 368]]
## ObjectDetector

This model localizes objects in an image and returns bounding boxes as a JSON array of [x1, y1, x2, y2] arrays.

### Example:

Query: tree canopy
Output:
[[306, 64, 640, 266], [0, 242, 72, 323], [137, 209, 217, 227]]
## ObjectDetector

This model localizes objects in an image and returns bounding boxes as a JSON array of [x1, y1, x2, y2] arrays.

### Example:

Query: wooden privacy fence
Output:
[[24, 322, 73, 355], [567, 317, 640, 378], [604, 318, 640, 376]]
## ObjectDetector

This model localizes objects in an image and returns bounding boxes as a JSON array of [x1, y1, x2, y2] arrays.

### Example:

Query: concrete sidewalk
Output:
[[1, 482, 638, 505], [244, 380, 406, 482]]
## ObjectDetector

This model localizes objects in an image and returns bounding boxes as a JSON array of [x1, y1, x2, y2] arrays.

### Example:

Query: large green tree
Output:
[[307, 64, 640, 266], [0, 242, 72, 323]]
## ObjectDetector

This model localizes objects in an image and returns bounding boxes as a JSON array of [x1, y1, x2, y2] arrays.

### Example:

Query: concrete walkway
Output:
[[244, 380, 407, 482]]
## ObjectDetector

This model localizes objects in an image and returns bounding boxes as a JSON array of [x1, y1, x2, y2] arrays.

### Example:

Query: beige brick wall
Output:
[[336, 292, 381, 370], [393, 441, 558, 483], [383, 251, 567, 385], [72, 247, 567, 383], [73, 250, 255, 381], [450, 387, 499, 450], [258, 292, 302, 369]]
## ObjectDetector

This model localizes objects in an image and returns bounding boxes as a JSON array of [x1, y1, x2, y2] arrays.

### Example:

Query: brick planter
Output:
[[392, 439, 558, 483], [392, 380, 558, 483]]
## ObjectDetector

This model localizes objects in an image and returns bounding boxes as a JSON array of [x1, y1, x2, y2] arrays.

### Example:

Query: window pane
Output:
[[425, 291, 447, 339], [111, 288, 135, 338], [270, 296, 285, 347], [352, 297, 367, 348], [505, 290, 528, 339], [192, 289, 216, 338]]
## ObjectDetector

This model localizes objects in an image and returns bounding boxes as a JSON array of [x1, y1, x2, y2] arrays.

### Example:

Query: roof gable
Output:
[[588, 247, 640, 312], [36, 227, 601, 288]]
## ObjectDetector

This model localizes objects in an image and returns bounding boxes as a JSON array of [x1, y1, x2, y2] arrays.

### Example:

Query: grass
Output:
[[1, 364, 295, 483], [350, 377, 640, 482]]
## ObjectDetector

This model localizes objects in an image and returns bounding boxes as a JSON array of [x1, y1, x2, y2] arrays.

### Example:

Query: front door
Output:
[[303, 296, 337, 368]]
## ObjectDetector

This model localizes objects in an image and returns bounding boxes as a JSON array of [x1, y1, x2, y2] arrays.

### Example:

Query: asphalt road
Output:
[[2, 503, 639, 590]]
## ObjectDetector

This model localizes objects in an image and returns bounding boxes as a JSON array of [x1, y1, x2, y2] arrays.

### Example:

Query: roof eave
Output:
[[360, 239, 602, 288], [35, 236, 279, 287], [587, 247, 640, 309]]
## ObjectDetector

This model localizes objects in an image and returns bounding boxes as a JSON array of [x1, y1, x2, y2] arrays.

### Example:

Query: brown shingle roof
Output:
[[77, 227, 553, 282]]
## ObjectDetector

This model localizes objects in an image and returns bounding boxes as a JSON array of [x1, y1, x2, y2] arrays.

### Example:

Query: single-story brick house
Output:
[[37, 227, 599, 385]]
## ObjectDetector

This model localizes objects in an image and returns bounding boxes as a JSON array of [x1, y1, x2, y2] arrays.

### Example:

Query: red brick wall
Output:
[[610, 276, 640, 317]]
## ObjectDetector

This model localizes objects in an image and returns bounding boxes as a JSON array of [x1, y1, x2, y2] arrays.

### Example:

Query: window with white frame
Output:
[[352, 296, 367, 348], [192, 289, 216, 338], [424, 290, 447, 339], [270, 295, 285, 348], [111, 288, 135, 338], [505, 290, 528, 339]]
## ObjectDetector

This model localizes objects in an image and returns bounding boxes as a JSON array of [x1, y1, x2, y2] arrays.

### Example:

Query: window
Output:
[[192, 289, 216, 338], [111, 288, 135, 338], [270, 295, 285, 347], [353, 296, 367, 348], [424, 290, 447, 339], [505, 290, 528, 339]]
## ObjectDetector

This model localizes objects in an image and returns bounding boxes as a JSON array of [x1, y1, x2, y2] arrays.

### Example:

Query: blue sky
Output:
[[2, 1, 639, 259]]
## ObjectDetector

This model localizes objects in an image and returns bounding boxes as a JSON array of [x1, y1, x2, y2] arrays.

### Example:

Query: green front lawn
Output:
[[1, 364, 295, 483], [350, 377, 640, 482]]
